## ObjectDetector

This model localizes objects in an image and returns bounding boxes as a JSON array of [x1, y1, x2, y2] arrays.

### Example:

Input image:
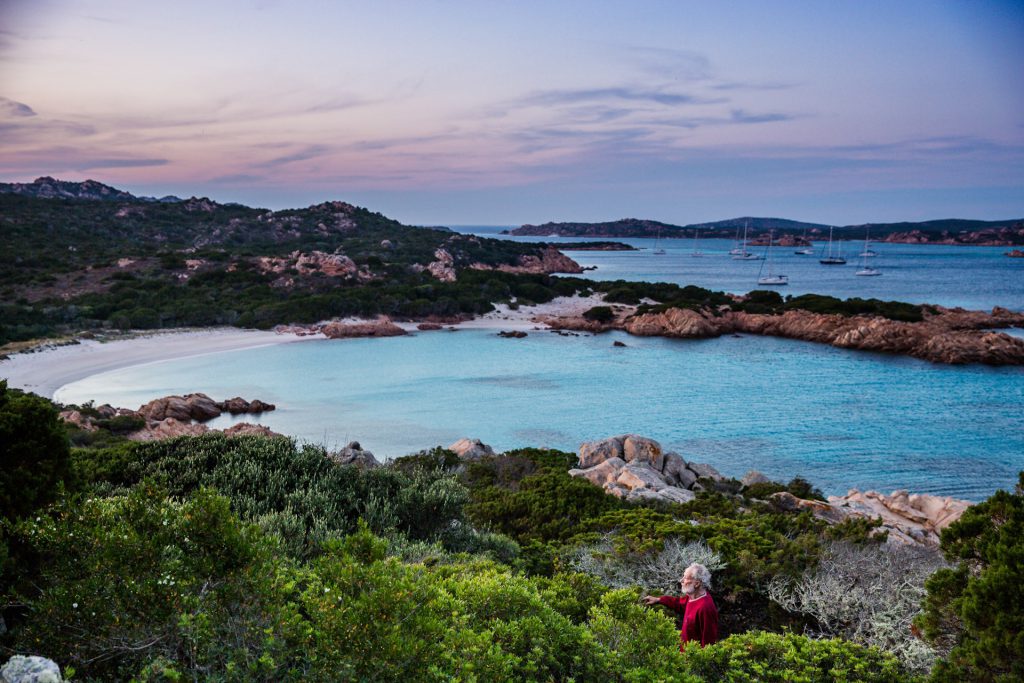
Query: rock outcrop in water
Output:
[[543, 304, 1024, 365], [59, 393, 280, 442]]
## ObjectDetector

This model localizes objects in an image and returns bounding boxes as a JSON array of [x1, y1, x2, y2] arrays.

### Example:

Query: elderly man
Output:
[[642, 562, 719, 648]]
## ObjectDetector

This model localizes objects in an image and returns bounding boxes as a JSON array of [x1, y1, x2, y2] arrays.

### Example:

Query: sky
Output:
[[1, 0, 1023, 225]]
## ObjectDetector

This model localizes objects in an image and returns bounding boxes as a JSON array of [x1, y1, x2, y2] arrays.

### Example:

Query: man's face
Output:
[[680, 570, 699, 596]]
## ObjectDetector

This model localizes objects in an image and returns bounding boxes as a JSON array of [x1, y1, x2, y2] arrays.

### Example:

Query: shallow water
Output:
[[56, 327, 1024, 500]]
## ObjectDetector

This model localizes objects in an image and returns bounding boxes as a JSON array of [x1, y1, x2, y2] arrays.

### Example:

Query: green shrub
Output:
[[583, 305, 616, 323], [0, 381, 72, 522], [682, 630, 911, 682], [916, 472, 1024, 682]]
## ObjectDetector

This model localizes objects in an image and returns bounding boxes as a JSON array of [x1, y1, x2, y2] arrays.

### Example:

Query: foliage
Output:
[[783, 294, 923, 322], [767, 541, 947, 674], [682, 630, 912, 683], [73, 433, 473, 558], [572, 535, 726, 594], [583, 305, 616, 323], [915, 472, 1024, 682], [6, 485, 311, 681], [0, 382, 72, 522]]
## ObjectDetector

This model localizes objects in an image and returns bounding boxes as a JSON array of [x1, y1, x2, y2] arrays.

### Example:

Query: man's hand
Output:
[[641, 595, 660, 606]]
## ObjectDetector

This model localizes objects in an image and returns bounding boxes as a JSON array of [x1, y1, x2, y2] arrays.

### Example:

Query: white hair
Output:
[[687, 562, 712, 590]]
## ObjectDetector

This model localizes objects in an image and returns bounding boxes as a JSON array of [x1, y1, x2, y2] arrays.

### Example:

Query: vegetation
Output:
[[915, 473, 1024, 682], [1, 389, 1019, 680]]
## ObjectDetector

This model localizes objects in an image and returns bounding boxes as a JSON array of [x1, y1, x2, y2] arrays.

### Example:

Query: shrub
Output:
[[0, 381, 72, 522], [682, 630, 911, 682], [583, 305, 616, 323], [915, 472, 1024, 682], [767, 541, 947, 674]]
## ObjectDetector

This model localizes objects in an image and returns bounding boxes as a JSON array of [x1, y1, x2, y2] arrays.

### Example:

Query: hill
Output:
[[512, 216, 1024, 245], [0, 179, 581, 345]]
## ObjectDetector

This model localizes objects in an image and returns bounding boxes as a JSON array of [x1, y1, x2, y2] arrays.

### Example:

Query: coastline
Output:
[[0, 295, 606, 401]]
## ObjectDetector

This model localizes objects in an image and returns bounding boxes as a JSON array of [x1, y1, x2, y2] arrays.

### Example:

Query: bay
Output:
[[57, 326, 1023, 501]]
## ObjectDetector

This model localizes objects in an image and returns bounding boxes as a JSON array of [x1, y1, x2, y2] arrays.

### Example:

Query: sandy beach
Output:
[[0, 295, 607, 400]]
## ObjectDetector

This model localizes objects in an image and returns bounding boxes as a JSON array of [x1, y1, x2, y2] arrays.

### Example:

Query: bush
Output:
[[915, 472, 1024, 682], [0, 381, 72, 522], [583, 305, 616, 323], [682, 630, 911, 682]]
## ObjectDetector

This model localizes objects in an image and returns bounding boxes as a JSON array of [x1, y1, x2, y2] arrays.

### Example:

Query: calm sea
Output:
[[459, 226, 1024, 311], [54, 227, 1024, 500]]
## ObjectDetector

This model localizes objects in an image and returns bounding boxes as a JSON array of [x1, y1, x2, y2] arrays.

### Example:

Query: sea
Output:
[[54, 228, 1024, 500]]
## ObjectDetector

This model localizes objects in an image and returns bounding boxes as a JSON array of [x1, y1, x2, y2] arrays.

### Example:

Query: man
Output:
[[641, 562, 719, 649]]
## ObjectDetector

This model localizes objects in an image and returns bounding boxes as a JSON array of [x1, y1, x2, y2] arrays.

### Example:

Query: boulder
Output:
[[625, 487, 665, 504], [569, 457, 626, 488], [660, 451, 689, 484], [578, 436, 625, 468], [321, 317, 407, 339], [448, 438, 495, 459], [616, 462, 668, 492], [657, 487, 697, 505], [741, 470, 771, 487], [330, 441, 380, 468], [687, 462, 724, 481], [1, 655, 62, 683], [138, 393, 222, 422], [622, 435, 664, 471]]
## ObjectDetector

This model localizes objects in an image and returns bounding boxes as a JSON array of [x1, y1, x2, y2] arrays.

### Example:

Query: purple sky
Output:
[[1, 0, 1022, 224]]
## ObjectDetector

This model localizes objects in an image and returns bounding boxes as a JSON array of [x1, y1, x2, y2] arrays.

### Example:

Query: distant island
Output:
[[512, 216, 1024, 246]]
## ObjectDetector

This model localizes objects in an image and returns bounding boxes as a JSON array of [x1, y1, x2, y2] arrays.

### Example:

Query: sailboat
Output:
[[653, 227, 666, 255], [858, 229, 877, 257], [728, 225, 744, 255], [794, 227, 814, 255], [691, 227, 702, 257], [819, 226, 846, 265], [855, 232, 881, 276], [757, 230, 788, 285], [732, 221, 763, 260]]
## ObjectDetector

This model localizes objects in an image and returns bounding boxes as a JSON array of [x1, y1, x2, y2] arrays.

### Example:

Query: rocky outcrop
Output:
[[59, 395, 280, 441], [427, 248, 457, 282], [1, 655, 63, 682], [546, 304, 1024, 365], [448, 438, 496, 459], [218, 397, 275, 414], [569, 435, 722, 505], [329, 441, 380, 467], [321, 317, 407, 339], [770, 488, 972, 547], [500, 246, 584, 275], [138, 393, 223, 422], [1007, 249, 1024, 258], [257, 250, 359, 280]]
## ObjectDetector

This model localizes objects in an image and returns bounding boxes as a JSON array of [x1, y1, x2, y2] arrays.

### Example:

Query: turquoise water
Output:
[[458, 227, 1024, 312], [57, 327, 1024, 500]]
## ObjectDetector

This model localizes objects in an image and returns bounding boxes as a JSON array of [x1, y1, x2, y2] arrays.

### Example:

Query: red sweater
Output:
[[657, 593, 719, 648]]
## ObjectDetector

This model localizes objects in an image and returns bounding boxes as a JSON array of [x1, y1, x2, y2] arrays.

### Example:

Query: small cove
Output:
[[55, 326, 1024, 500]]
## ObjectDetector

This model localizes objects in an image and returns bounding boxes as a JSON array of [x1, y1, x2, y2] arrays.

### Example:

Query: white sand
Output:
[[1, 295, 608, 400], [1, 328, 311, 399]]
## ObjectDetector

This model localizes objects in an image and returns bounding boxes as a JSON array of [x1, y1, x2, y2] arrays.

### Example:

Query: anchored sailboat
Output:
[[691, 227, 702, 257], [855, 231, 881, 276], [794, 227, 813, 255], [757, 230, 788, 285], [819, 226, 846, 265], [653, 227, 666, 255], [732, 221, 763, 260]]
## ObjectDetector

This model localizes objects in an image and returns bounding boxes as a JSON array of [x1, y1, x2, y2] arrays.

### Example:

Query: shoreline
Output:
[[0, 295, 605, 401]]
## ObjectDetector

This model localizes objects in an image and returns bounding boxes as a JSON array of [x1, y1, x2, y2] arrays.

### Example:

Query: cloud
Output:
[[619, 46, 713, 82], [255, 144, 331, 168], [0, 96, 36, 117], [209, 173, 267, 184], [75, 158, 169, 170], [518, 86, 710, 107]]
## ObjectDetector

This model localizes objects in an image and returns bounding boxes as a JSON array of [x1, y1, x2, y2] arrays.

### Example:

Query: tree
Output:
[[915, 473, 1024, 682], [0, 381, 71, 521]]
